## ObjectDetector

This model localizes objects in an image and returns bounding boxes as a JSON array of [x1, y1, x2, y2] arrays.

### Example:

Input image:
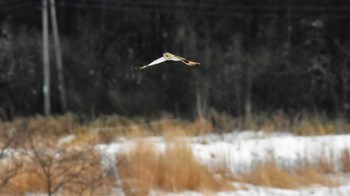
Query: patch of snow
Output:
[[191, 133, 350, 173], [57, 134, 76, 146]]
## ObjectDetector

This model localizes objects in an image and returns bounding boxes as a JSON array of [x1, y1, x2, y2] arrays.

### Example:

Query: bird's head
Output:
[[163, 52, 173, 58]]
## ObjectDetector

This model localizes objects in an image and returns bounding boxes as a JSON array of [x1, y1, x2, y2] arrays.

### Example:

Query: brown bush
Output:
[[240, 161, 339, 189], [119, 142, 233, 195]]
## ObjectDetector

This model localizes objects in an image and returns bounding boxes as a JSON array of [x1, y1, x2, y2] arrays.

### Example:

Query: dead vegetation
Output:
[[0, 113, 349, 195], [341, 149, 350, 173], [118, 141, 233, 195], [4, 112, 350, 144], [2, 151, 114, 196], [0, 116, 113, 195], [240, 161, 340, 189]]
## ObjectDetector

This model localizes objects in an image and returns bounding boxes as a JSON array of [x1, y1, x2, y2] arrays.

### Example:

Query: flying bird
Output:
[[136, 52, 200, 70]]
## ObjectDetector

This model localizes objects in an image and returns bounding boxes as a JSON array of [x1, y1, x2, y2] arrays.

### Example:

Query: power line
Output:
[[60, 2, 350, 19], [60, 0, 350, 11], [2, 1, 350, 12], [1, 1, 350, 18]]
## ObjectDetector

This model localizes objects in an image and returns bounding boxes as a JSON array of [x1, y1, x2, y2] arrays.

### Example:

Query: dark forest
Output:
[[1, 0, 350, 119]]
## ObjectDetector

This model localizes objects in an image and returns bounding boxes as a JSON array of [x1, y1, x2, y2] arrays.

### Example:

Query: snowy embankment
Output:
[[193, 131, 350, 173], [97, 131, 350, 195]]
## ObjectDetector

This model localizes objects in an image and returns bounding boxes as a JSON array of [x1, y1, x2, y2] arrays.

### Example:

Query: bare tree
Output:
[[24, 133, 112, 196], [0, 124, 23, 193]]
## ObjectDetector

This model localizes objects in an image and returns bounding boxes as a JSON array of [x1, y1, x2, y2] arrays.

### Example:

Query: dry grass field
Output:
[[0, 112, 349, 195]]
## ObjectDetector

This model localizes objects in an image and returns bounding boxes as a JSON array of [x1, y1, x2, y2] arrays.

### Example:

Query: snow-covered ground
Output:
[[149, 184, 350, 196], [96, 131, 350, 196]]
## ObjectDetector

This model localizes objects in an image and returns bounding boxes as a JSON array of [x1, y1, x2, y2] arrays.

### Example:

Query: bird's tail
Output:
[[181, 59, 200, 66], [188, 61, 200, 66]]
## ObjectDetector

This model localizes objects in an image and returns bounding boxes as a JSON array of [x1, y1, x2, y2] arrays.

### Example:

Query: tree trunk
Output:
[[234, 64, 243, 116], [42, 0, 51, 117], [50, 0, 68, 113], [194, 24, 210, 118], [244, 64, 253, 128]]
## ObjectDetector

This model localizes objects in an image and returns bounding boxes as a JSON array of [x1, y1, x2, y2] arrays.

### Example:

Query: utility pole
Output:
[[42, 0, 50, 117], [50, 0, 67, 113]]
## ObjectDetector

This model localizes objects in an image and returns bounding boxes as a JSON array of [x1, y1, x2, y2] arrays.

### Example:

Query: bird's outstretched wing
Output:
[[135, 53, 200, 69], [135, 57, 166, 69], [173, 54, 200, 66]]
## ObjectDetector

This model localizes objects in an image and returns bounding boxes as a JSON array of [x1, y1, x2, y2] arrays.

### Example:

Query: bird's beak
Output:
[[135, 65, 145, 70]]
